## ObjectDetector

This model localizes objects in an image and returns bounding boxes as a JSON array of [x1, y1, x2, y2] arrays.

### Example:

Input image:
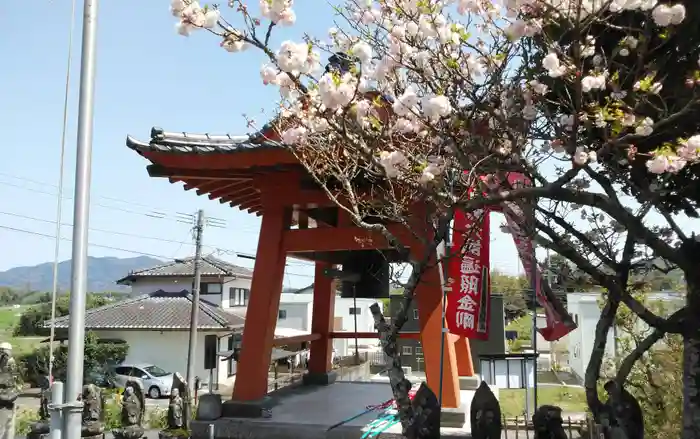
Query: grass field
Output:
[[0, 305, 43, 355], [499, 385, 588, 418]]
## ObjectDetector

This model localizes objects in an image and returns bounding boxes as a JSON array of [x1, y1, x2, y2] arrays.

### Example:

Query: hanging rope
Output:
[[48, 0, 78, 385], [437, 168, 458, 406]]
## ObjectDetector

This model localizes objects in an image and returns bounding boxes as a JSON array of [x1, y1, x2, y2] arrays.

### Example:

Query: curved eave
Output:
[[125, 127, 304, 216]]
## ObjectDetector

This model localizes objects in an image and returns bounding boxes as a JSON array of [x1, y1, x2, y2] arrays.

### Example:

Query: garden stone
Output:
[[196, 394, 222, 421]]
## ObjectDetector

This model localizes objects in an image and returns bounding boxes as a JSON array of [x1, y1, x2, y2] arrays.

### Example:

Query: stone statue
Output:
[[470, 381, 502, 439], [167, 388, 184, 429], [159, 373, 188, 439], [80, 384, 104, 439], [0, 343, 19, 439], [113, 380, 145, 439], [404, 383, 440, 439], [603, 380, 644, 439], [27, 389, 50, 439], [532, 405, 567, 439]]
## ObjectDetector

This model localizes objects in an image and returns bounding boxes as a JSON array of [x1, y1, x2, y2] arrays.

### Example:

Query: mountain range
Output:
[[0, 256, 163, 293]]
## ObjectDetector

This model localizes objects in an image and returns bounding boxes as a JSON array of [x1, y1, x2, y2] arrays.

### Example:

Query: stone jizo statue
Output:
[[113, 381, 145, 439], [80, 384, 104, 439], [27, 389, 50, 439], [532, 405, 567, 439], [159, 373, 188, 439], [167, 388, 184, 430], [0, 343, 19, 439], [470, 381, 502, 439]]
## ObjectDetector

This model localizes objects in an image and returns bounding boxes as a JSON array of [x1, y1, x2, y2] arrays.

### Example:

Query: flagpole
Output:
[[63, 0, 99, 437], [531, 197, 539, 412]]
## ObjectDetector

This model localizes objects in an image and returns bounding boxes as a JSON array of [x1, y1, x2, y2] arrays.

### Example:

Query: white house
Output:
[[46, 256, 253, 389], [566, 290, 684, 382], [277, 285, 379, 356]]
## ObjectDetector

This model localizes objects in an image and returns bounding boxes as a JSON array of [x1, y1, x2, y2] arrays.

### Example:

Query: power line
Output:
[[0, 179, 185, 223], [0, 210, 204, 246], [0, 222, 314, 278], [0, 223, 170, 259], [0, 173, 256, 231], [0, 171, 175, 212], [0, 210, 311, 268]]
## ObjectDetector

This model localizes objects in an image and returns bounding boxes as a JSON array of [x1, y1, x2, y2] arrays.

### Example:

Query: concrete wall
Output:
[[92, 329, 233, 388], [566, 293, 615, 380], [277, 302, 310, 332], [336, 360, 371, 382], [566, 290, 685, 380]]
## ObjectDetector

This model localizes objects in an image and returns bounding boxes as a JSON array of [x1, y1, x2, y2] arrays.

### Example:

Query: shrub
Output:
[[18, 332, 128, 386], [13, 400, 167, 435], [14, 294, 111, 337]]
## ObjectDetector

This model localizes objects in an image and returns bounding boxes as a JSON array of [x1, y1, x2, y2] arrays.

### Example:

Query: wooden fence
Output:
[[503, 416, 602, 439]]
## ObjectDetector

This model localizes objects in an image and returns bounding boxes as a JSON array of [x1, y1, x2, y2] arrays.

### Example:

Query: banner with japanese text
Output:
[[445, 207, 491, 339]]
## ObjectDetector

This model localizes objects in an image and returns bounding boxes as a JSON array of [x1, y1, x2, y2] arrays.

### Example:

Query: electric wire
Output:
[[0, 173, 262, 233], [0, 223, 314, 279], [0, 210, 312, 268], [48, 0, 77, 384]]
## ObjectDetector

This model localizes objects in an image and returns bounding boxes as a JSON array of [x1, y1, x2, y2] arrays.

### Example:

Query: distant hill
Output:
[[0, 256, 162, 293]]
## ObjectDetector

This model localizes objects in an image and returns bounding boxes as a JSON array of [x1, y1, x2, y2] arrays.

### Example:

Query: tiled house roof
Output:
[[116, 255, 253, 285], [44, 290, 245, 330]]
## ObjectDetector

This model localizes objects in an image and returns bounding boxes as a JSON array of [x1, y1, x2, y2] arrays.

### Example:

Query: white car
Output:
[[113, 364, 174, 399]]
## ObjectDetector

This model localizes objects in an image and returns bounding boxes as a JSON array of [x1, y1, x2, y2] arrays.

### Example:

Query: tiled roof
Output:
[[116, 255, 253, 285], [45, 291, 246, 330], [125, 127, 281, 155]]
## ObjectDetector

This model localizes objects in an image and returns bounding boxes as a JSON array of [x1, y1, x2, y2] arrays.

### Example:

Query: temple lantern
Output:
[[340, 250, 390, 299]]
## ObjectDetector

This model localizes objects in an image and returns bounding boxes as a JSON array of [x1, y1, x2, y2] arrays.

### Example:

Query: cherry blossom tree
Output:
[[166, 0, 700, 436]]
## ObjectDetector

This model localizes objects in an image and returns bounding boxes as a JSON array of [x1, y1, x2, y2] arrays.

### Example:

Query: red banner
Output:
[[499, 172, 576, 341], [445, 207, 491, 339]]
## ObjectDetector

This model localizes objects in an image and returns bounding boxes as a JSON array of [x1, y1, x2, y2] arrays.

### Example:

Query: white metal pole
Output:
[[49, 381, 64, 439], [63, 0, 98, 436]]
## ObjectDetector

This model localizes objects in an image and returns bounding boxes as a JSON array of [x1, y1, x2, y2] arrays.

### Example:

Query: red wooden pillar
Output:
[[307, 262, 335, 375], [454, 337, 475, 376], [232, 204, 289, 401], [414, 259, 461, 408]]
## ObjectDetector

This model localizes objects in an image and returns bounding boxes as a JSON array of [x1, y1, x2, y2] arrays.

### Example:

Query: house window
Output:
[[349, 307, 361, 315], [402, 346, 413, 355], [415, 346, 423, 356], [201, 283, 222, 295], [413, 309, 419, 320], [278, 309, 287, 319], [229, 288, 250, 306]]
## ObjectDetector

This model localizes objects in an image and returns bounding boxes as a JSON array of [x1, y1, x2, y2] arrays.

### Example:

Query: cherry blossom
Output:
[[542, 53, 567, 78], [635, 117, 654, 137], [379, 151, 408, 178], [166, 0, 700, 190], [422, 95, 453, 122], [259, 0, 296, 26]]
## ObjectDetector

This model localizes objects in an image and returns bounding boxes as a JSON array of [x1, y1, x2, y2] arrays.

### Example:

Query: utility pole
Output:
[[186, 210, 205, 398], [63, 0, 98, 438]]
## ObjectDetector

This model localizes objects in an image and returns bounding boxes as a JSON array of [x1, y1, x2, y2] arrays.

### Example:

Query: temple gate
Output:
[[125, 126, 480, 410]]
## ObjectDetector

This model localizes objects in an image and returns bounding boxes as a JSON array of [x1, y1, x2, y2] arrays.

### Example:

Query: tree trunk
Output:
[[584, 293, 619, 418], [683, 260, 700, 439]]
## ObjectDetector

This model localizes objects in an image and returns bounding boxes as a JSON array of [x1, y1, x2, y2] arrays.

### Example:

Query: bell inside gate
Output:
[[340, 250, 390, 299]]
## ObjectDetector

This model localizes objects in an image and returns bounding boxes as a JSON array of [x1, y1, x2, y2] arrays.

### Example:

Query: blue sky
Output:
[[0, 1, 535, 289]]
